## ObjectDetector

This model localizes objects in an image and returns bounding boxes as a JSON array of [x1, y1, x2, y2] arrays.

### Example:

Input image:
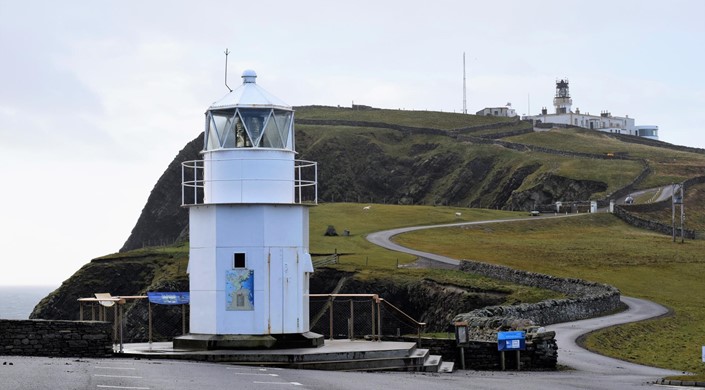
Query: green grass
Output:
[[394, 213, 705, 374], [97, 243, 189, 260], [298, 117, 705, 211], [95, 243, 190, 288], [296, 105, 515, 129], [309, 204, 563, 305], [507, 129, 705, 188], [309, 203, 524, 269], [299, 124, 643, 201]]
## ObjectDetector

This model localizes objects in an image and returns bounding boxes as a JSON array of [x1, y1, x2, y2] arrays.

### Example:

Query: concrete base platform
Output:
[[119, 339, 442, 371], [173, 332, 324, 350]]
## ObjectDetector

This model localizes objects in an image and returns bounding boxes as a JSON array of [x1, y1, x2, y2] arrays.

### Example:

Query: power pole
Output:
[[672, 182, 685, 243], [463, 52, 467, 114]]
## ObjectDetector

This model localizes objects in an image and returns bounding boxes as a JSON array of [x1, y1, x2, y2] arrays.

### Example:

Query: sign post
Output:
[[497, 331, 526, 371], [455, 322, 469, 370]]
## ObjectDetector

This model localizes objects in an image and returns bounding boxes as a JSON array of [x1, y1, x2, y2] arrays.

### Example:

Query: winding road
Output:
[[367, 214, 683, 382]]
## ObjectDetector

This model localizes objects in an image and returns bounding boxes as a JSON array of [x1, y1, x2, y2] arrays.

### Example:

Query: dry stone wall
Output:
[[395, 331, 557, 370], [454, 260, 621, 326], [0, 319, 112, 357], [613, 205, 696, 239], [612, 175, 705, 239]]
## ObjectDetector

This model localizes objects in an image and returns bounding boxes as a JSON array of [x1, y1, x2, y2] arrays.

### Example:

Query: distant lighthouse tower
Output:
[[175, 70, 322, 349], [553, 78, 572, 114]]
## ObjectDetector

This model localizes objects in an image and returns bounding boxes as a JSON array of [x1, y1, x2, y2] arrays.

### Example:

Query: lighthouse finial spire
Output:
[[224, 48, 233, 92]]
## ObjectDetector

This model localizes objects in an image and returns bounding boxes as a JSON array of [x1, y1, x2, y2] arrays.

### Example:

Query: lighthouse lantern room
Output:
[[176, 70, 321, 349]]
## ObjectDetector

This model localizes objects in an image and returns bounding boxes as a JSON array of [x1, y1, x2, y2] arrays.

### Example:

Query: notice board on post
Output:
[[147, 292, 190, 305], [497, 331, 526, 351]]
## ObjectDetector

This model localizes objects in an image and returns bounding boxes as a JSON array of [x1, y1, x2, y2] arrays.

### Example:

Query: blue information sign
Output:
[[497, 331, 526, 351], [147, 292, 190, 305]]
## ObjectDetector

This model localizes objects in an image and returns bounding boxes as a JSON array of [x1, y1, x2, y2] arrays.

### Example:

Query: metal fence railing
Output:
[[309, 294, 425, 341], [79, 293, 423, 346], [181, 158, 318, 206], [78, 296, 189, 349], [312, 254, 338, 268]]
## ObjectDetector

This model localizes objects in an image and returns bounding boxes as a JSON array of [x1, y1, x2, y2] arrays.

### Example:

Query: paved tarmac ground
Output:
[[0, 355, 682, 390]]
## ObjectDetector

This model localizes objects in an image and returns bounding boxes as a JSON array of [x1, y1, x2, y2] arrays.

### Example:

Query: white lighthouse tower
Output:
[[175, 70, 322, 349], [553, 78, 572, 114]]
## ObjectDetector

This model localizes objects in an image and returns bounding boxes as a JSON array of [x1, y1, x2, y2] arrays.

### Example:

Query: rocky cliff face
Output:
[[31, 251, 189, 321], [120, 135, 203, 252], [508, 174, 607, 211]]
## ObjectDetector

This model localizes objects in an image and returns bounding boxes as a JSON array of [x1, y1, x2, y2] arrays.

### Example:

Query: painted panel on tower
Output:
[[226, 269, 254, 311]]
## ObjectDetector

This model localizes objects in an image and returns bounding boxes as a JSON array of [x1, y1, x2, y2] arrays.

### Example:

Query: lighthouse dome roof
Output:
[[209, 70, 291, 111]]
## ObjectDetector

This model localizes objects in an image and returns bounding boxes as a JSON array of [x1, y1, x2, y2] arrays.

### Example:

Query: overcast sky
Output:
[[1, 0, 704, 286]]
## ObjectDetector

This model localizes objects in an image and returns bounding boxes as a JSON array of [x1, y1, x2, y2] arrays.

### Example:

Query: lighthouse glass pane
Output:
[[206, 113, 221, 150], [211, 112, 230, 148], [220, 114, 240, 148], [261, 111, 284, 148], [273, 110, 293, 149], [239, 108, 269, 147], [234, 111, 252, 147]]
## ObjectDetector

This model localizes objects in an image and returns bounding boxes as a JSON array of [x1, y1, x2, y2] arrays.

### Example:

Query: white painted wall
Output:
[[189, 204, 313, 335], [202, 149, 296, 204], [476, 106, 517, 117], [525, 111, 640, 135]]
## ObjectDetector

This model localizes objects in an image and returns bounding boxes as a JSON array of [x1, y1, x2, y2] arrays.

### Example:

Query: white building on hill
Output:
[[476, 104, 517, 118], [523, 79, 658, 140]]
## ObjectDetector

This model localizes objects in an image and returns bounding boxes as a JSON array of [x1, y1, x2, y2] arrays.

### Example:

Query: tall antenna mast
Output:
[[528, 93, 531, 116], [462, 52, 467, 114], [224, 48, 233, 92]]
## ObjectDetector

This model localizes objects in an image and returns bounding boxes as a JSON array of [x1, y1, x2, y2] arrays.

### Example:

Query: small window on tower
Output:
[[233, 253, 246, 268]]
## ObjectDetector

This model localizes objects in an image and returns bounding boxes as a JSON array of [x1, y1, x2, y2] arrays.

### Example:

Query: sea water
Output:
[[0, 285, 57, 319]]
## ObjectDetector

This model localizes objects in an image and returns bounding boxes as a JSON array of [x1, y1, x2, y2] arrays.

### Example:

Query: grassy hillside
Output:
[[507, 129, 705, 188], [121, 106, 705, 251], [309, 204, 561, 303], [393, 213, 705, 374], [297, 123, 642, 207], [309, 203, 522, 268], [293, 106, 705, 211], [296, 105, 516, 130]]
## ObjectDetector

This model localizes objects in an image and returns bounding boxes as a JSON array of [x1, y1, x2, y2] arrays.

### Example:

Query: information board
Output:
[[497, 331, 526, 351], [147, 292, 190, 305]]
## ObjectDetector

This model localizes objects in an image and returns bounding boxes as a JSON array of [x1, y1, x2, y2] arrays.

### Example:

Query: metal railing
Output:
[[295, 159, 318, 204], [78, 296, 188, 350], [308, 294, 426, 341], [181, 158, 317, 206], [181, 159, 204, 206], [78, 293, 424, 346], [78, 296, 147, 353], [312, 254, 338, 268]]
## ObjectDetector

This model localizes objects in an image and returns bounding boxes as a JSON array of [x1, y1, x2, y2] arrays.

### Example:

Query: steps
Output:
[[220, 346, 451, 372], [226, 346, 454, 373], [121, 340, 454, 373]]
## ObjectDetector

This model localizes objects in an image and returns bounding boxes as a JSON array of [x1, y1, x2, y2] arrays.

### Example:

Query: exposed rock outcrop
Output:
[[508, 174, 607, 211], [120, 135, 203, 252]]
